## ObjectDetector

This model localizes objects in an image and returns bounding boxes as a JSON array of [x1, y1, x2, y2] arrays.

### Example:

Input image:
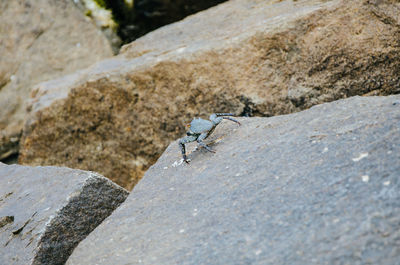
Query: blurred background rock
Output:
[[74, 0, 228, 50]]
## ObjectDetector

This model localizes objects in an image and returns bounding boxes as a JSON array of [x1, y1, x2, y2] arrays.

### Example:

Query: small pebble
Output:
[[383, 181, 390, 186]]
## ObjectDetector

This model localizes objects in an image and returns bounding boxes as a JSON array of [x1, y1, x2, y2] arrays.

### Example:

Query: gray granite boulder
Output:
[[67, 95, 400, 264], [0, 164, 128, 265]]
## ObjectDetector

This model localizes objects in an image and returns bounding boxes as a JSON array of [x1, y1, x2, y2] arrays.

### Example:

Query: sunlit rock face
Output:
[[19, 0, 400, 189], [67, 95, 400, 265]]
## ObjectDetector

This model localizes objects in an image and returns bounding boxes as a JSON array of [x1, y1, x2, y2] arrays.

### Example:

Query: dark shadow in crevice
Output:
[[102, 0, 228, 45]]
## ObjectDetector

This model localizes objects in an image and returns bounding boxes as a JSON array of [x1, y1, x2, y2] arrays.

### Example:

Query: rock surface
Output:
[[0, 163, 128, 265], [67, 95, 400, 265], [19, 0, 400, 189], [0, 0, 113, 161]]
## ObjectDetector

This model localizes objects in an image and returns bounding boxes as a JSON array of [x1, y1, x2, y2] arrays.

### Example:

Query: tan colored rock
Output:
[[20, 0, 400, 189], [0, 0, 113, 160]]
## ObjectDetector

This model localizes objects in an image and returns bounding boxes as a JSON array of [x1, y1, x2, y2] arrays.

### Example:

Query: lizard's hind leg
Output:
[[197, 132, 216, 153]]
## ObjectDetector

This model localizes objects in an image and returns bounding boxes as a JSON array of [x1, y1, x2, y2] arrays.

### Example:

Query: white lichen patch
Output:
[[352, 152, 369, 162], [361, 175, 369, 182]]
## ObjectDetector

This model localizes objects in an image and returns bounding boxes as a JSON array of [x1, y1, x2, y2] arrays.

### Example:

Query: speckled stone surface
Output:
[[0, 0, 113, 161], [0, 164, 128, 265], [68, 95, 400, 265], [20, 0, 400, 189]]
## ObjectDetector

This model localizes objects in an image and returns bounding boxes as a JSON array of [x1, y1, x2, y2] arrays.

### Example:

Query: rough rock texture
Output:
[[66, 95, 400, 264], [0, 163, 128, 265], [19, 0, 400, 189], [0, 0, 113, 161]]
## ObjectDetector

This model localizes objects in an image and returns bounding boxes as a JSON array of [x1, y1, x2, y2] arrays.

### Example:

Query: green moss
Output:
[[85, 9, 92, 17], [93, 0, 106, 8]]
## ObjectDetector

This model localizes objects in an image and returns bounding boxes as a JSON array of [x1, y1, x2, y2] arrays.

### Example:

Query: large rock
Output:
[[19, 0, 400, 189], [0, 0, 113, 161], [0, 164, 128, 265], [67, 95, 400, 264]]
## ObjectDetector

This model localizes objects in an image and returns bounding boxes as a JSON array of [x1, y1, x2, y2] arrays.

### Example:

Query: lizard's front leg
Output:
[[178, 135, 197, 163]]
